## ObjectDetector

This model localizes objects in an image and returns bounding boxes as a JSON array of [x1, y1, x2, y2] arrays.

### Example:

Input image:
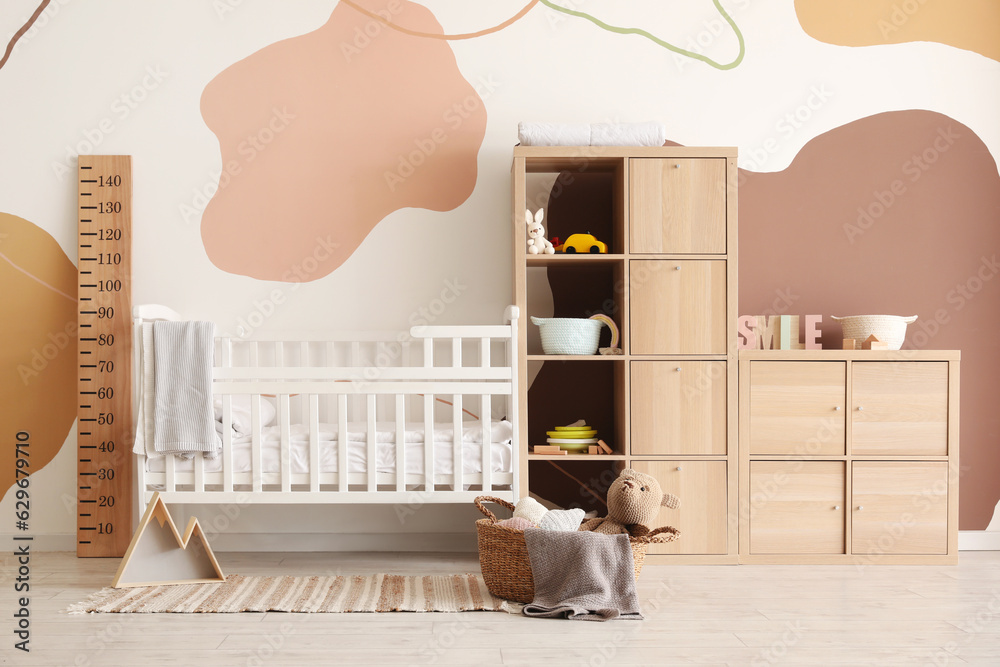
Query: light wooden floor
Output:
[[3, 550, 1000, 666]]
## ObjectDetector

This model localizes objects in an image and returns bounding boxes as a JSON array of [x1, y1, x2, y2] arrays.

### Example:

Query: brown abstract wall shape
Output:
[[738, 110, 1000, 529], [200, 0, 487, 282], [0, 0, 51, 73], [795, 0, 1000, 62], [0, 212, 78, 499]]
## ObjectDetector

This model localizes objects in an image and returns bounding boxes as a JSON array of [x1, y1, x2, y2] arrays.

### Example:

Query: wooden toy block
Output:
[[597, 439, 614, 455], [533, 445, 563, 454], [805, 315, 823, 349], [861, 334, 883, 350], [843, 338, 858, 350], [588, 446, 599, 455], [870, 341, 889, 350]]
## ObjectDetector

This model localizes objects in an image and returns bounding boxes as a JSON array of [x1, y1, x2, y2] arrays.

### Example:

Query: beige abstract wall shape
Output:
[[0, 212, 77, 498], [795, 0, 1000, 62], [737, 110, 1000, 529], [200, 0, 488, 282]]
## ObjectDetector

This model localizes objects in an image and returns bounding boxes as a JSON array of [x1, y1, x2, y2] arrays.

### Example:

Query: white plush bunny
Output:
[[525, 208, 554, 254]]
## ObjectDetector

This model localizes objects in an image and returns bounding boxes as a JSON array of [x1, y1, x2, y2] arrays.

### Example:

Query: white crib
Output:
[[132, 305, 519, 516]]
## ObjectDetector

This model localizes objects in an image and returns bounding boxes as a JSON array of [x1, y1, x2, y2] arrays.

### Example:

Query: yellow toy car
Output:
[[555, 233, 608, 254]]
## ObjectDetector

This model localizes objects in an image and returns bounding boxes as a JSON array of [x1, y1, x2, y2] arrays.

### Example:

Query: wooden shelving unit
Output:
[[512, 145, 739, 564]]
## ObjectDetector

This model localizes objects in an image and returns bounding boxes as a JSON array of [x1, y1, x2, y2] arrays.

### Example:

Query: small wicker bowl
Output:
[[474, 496, 679, 603], [530, 315, 619, 355], [831, 315, 917, 350]]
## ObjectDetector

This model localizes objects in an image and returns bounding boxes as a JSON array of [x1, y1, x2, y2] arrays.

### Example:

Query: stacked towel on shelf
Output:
[[590, 122, 667, 147], [516, 122, 591, 147], [518, 121, 667, 147]]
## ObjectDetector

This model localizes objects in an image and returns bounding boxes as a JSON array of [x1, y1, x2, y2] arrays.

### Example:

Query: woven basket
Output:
[[831, 315, 917, 350], [530, 315, 619, 355], [474, 496, 679, 604]]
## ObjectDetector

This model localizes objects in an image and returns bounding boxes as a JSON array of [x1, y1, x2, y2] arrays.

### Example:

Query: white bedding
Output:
[[146, 420, 513, 475]]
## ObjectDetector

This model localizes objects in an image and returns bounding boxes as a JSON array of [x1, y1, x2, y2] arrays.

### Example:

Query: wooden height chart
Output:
[[77, 155, 133, 557]]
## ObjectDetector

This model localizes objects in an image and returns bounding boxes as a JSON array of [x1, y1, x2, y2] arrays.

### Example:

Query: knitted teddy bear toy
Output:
[[580, 468, 680, 538], [525, 209, 554, 254]]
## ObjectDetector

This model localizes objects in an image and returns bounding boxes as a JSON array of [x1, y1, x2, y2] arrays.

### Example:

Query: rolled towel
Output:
[[496, 517, 537, 530], [518, 122, 591, 147], [540, 508, 586, 532], [590, 122, 666, 147], [512, 496, 549, 525]]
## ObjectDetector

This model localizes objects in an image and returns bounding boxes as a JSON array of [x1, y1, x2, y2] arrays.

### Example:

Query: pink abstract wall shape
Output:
[[738, 110, 1000, 529], [200, 0, 487, 281]]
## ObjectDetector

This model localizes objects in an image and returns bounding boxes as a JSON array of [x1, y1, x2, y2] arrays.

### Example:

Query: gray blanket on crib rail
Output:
[[151, 321, 218, 456]]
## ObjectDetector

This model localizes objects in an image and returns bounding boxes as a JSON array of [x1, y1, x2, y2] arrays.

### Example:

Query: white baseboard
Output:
[[959, 530, 1000, 551], [1, 534, 76, 551], [16, 531, 998, 553], [208, 532, 478, 552], [0, 532, 478, 553]]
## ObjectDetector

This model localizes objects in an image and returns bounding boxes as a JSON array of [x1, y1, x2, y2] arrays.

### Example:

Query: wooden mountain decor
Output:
[[111, 492, 225, 588]]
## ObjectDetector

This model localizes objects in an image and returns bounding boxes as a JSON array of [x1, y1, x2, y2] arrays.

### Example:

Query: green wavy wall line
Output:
[[539, 0, 745, 70]]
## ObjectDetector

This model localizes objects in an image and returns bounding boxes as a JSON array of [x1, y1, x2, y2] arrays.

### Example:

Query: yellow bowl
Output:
[[546, 430, 597, 439]]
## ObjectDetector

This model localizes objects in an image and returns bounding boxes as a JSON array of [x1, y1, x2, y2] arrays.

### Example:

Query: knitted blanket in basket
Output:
[[521, 529, 642, 621]]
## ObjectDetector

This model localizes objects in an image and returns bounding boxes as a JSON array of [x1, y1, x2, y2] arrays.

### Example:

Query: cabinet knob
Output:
[[834, 506, 841, 510], [857, 506, 864, 511], [675, 367, 682, 372], [673, 163, 680, 168], [676, 466, 683, 471], [857, 406, 864, 411], [675, 265, 682, 271], [834, 406, 841, 411]]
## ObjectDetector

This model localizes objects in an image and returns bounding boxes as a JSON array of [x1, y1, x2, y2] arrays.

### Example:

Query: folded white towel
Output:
[[518, 121, 591, 147], [590, 121, 666, 147], [518, 121, 667, 147]]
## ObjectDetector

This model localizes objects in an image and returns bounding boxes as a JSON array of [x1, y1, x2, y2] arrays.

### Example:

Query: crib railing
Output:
[[134, 306, 519, 512]]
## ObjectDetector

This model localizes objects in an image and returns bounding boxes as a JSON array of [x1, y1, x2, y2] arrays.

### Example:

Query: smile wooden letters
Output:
[[738, 315, 822, 350]]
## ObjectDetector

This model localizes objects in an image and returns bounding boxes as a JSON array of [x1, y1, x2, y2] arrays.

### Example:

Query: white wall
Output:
[[2, 0, 998, 549]]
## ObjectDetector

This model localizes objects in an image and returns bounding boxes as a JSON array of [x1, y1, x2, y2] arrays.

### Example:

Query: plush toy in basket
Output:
[[579, 468, 680, 539], [474, 469, 680, 603]]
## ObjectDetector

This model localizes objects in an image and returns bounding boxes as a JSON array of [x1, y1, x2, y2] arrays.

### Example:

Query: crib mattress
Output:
[[146, 420, 513, 475]]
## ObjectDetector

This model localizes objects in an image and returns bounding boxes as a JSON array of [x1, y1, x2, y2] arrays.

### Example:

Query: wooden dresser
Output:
[[738, 350, 960, 564]]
